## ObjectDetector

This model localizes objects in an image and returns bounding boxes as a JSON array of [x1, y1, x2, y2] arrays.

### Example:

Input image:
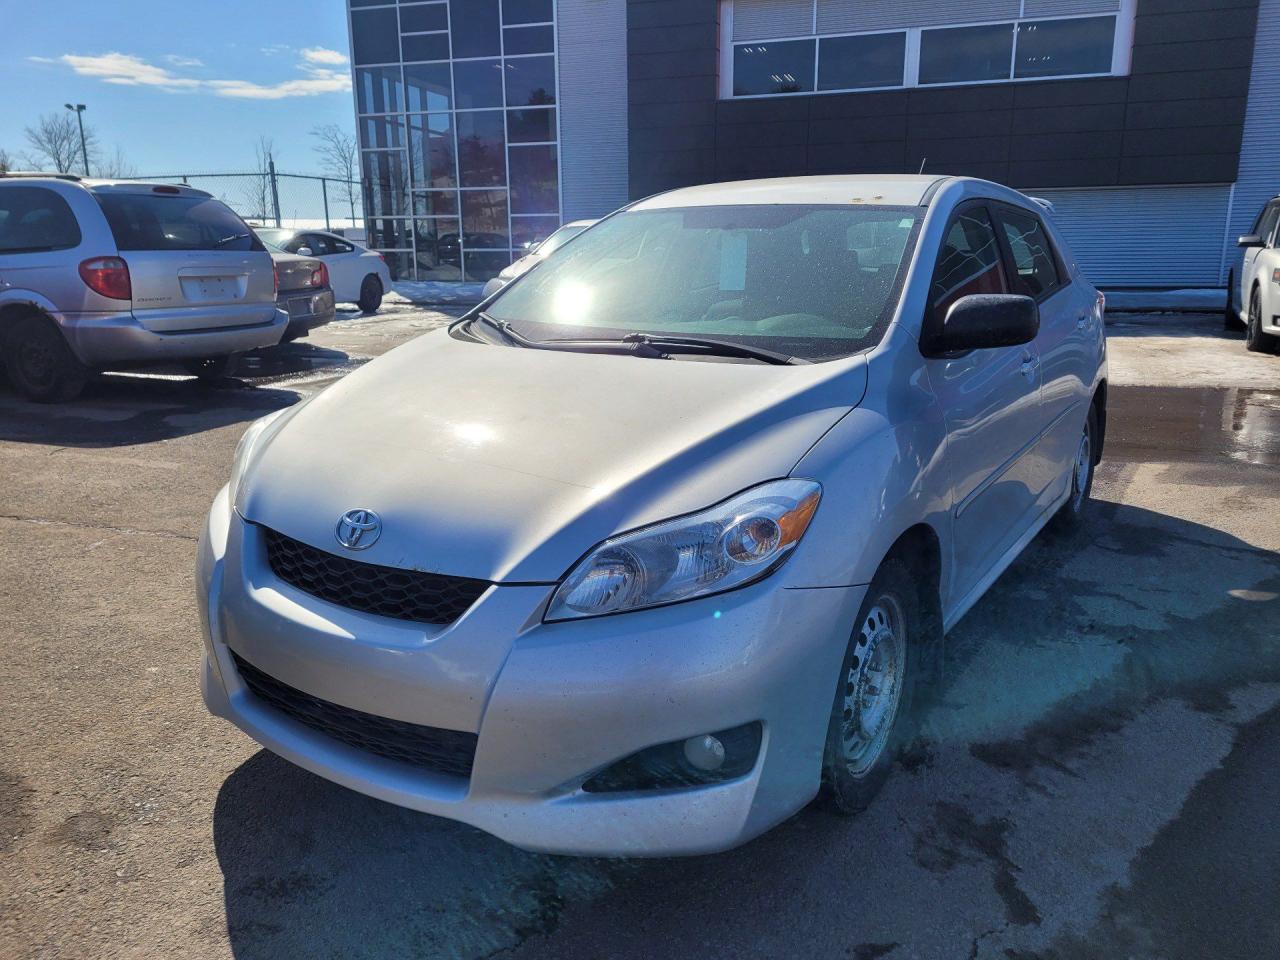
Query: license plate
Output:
[[287, 297, 311, 318], [181, 276, 237, 301]]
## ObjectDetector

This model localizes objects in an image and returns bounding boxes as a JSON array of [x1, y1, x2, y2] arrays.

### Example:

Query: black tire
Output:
[[1224, 269, 1245, 332], [182, 355, 237, 380], [821, 558, 921, 816], [1245, 286, 1279, 354], [1049, 403, 1098, 534], [357, 274, 383, 314], [3, 313, 88, 403]]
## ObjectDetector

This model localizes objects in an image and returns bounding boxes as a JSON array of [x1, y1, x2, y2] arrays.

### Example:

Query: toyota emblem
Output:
[[335, 509, 382, 550]]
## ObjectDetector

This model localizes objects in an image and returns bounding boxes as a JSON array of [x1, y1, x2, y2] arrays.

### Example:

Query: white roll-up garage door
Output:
[[1033, 185, 1232, 287]]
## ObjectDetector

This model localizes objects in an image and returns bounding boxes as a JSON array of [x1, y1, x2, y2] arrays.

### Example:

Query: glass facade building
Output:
[[349, 0, 562, 281]]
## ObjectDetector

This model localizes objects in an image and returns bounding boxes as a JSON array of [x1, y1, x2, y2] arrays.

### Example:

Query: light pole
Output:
[[64, 103, 89, 176]]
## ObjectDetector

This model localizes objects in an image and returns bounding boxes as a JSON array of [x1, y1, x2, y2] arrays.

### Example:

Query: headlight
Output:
[[545, 479, 822, 622], [227, 408, 288, 505]]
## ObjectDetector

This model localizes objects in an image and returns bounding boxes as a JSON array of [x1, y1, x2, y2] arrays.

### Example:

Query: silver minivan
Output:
[[0, 174, 284, 401], [198, 174, 1107, 857]]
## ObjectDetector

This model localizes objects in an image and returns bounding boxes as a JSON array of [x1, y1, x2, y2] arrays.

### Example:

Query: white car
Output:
[[481, 220, 597, 298], [1231, 195, 1280, 353], [256, 229, 392, 314]]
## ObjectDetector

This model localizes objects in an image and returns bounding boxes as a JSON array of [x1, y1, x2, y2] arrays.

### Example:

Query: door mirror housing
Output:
[[296, 246, 314, 257], [927, 294, 1039, 354], [1238, 234, 1264, 248]]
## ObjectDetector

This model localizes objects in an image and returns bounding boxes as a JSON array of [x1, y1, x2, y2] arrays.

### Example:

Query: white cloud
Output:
[[31, 50, 350, 100], [300, 47, 348, 65]]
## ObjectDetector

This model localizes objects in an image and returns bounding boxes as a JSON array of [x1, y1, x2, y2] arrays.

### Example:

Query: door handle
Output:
[[1076, 313, 1090, 330], [1020, 355, 1038, 378]]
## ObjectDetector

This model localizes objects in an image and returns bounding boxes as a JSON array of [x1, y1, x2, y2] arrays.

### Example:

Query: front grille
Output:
[[232, 652, 478, 778], [261, 526, 490, 625]]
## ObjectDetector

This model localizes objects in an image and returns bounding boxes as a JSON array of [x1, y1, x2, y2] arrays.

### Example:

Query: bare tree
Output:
[[95, 145, 137, 179], [24, 112, 96, 174], [0, 147, 11, 173], [239, 136, 276, 223], [310, 124, 359, 226]]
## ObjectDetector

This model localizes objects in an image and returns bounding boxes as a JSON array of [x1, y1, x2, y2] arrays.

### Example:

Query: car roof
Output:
[[632, 174, 950, 210]]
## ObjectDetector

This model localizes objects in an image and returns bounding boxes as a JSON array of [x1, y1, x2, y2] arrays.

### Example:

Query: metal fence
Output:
[[127, 165, 364, 233]]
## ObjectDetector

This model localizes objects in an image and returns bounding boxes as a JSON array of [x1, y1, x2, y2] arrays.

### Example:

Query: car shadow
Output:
[[0, 342, 357, 448], [211, 501, 1280, 959]]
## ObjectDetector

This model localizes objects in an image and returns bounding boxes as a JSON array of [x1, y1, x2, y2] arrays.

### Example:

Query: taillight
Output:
[[310, 262, 329, 288], [377, 252, 386, 264], [272, 262, 279, 294], [78, 257, 131, 300]]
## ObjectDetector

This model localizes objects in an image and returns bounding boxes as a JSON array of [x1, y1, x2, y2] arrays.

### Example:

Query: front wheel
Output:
[[821, 558, 920, 815], [357, 275, 383, 314], [1245, 287, 1279, 354], [3, 314, 88, 402], [1049, 404, 1097, 534]]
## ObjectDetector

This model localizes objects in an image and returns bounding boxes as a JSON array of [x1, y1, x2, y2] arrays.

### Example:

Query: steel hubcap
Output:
[[1072, 427, 1091, 511], [841, 597, 906, 776]]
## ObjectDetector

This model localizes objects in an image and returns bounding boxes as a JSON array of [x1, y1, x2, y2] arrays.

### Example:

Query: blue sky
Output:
[[1, 0, 358, 175]]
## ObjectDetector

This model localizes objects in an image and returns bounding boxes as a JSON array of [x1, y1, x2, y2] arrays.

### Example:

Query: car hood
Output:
[[238, 329, 866, 583]]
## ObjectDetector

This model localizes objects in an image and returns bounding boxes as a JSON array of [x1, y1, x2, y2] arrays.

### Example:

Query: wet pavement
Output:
[[0, 309, 1277, 960]]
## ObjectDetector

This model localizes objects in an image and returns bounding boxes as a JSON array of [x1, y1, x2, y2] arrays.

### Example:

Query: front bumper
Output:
[[196, 486, 865, 857]]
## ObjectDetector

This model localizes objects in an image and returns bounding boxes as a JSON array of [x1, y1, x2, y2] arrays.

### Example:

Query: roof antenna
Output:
[[918, 157, 927, 174]]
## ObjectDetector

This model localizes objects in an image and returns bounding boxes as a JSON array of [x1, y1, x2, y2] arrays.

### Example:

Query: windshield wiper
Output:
[[212, 232, 250, 248]]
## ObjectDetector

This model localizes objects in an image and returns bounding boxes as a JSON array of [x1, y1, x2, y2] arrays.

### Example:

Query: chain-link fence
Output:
[[127, 167, 364, 234]]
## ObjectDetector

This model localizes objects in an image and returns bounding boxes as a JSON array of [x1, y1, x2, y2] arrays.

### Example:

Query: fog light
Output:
[[683, 734, 726, 772]]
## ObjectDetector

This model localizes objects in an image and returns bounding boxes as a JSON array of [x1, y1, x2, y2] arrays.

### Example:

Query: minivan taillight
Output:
[[78, 257, 132, 300]]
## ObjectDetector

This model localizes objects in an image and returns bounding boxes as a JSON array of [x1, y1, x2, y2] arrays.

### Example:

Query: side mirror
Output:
[[297, 246, 314, 257], [1238, 234, 1265, 248], [929, 294, 1039, 354]]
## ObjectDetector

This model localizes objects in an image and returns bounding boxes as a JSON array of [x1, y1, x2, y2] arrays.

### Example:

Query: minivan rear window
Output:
[[94, 192, 265, 252]]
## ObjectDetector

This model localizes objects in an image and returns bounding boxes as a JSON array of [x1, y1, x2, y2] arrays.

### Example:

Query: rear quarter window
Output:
[[0, 186, 82, 253], [94, 192, 265, 252]]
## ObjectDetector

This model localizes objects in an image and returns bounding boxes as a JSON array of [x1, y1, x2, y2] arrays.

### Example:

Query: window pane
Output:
[[99, 195, 261, 252], [508, 144, 558, 214], [361, 116, 404, 150], [356, 66, 403, 114], [401, 32, 450, 62], [405, 62, 452, 112], [511, 215, 560, 249], [453, 59, 504, 108], [450, 0, 500, 58], [505, 55, 556, 106], [362, 151, 411, 217], [507, 107, 555, 143], [465, 251, 512, 282], [502, 0, 551, 24], [461, 189, 510, 248], [412, 190, 459, 216], [0, 186, 82, 252], [928, 207, 1007, 337], [368, 217, 413, 249], [352, 7, 401, 65], [456, 111, 506, 186], [414, 217, 463, 279], [378, 250, 414, 281], [998, 207, 1061, 297], [400, 3, 448, 32], [733, 40, 815, 96], [919, 24, 1014, 85], [1015, 16, 1115, 79], [818, 32, 905, 91], [408, 113, 457, 189], [503, 24, 553, 55]]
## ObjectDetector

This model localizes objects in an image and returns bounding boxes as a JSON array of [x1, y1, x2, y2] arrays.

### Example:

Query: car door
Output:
[[1241, 201, 1280, 320], [922, 202, 1045, 610], [320, 235, 363, 302], [992, 202, 1092, 509], [1256, 205, 1280, 334]]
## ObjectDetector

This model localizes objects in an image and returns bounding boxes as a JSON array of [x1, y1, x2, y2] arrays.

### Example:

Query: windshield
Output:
[[94, 192, 265, 252], [254, 228, 292, 251], [536, 223, 589, 257], [486, 204, 920, 361]]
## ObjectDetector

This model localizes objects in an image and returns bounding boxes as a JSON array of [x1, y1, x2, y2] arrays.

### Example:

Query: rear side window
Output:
[[997, 207, 1062, 298], [0, 186, 81, 253], [94, 192, 264, 252], [928, 205, 1007, 338]]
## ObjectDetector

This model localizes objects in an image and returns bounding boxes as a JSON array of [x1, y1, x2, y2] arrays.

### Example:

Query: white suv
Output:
[[1232, 195, 1280, 354], [0, 174, 285, 401]]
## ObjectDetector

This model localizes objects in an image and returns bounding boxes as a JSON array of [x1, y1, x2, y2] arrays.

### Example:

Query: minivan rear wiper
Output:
[[470, 313, 807, 365], [212, 232, 250, 248]]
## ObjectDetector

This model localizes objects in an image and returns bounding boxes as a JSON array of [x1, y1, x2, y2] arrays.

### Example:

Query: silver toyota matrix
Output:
[[197, 175, 1107, 856]]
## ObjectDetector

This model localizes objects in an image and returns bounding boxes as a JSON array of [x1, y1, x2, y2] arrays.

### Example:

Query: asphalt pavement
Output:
[[1, 304, 1277, 959]]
